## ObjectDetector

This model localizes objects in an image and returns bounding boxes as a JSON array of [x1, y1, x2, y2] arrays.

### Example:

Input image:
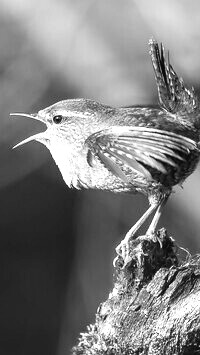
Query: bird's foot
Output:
[[113, 232, 149, 269], [113, 239, 132, 269], [113, 227, 137, 268], [113, 231, 166, 270], [147, 231, 163, 248], [114, 229, 178, 287]]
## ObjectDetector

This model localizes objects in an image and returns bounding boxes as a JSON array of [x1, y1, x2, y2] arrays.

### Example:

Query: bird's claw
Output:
[[113, 239, 133, 269], [113, 232, 164, 269]]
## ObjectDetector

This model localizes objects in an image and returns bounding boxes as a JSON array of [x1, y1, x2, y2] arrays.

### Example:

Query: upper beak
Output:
[[10, 112, 44, 122], [10, 112, 47, 149]]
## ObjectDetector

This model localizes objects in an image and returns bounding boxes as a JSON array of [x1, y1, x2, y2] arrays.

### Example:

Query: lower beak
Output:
[[12, 132, 48, 149], [10, 112, 47, 149]]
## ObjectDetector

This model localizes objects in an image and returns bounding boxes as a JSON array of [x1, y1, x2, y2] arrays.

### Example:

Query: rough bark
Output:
[[72, 228, 200, 355]]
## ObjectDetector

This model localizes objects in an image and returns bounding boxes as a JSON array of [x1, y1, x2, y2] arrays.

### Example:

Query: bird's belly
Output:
[[77, 163, 124, 191], [77, 161, 148, 193]]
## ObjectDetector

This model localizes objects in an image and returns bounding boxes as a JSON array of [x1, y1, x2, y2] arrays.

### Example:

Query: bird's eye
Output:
[[53, 115, 63, 124]]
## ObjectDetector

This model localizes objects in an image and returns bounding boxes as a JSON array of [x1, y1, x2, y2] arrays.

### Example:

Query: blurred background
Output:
[[0, 0, 200, 354]]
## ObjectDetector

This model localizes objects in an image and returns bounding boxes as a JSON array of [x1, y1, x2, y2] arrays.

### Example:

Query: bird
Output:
[[11, 39, 200, 268]]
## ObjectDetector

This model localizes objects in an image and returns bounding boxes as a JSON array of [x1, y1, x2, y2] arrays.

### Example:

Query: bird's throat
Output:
[[48, 140, 89, 188]]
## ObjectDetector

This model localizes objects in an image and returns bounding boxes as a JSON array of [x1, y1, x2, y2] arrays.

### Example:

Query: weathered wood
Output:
[[72, 229, 200, 355]]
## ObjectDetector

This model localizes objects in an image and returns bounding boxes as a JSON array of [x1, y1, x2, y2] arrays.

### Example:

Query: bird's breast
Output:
[[47, 140, 107, 189], [48, 140, 141, 192]]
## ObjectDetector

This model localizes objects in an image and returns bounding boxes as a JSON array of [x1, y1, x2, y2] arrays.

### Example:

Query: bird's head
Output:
[[11, 98, 110, 151], [11, 98, 116, 187]]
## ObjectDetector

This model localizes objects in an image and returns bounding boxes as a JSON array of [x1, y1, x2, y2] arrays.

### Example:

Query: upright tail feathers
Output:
[[149, 38, 199, 116]]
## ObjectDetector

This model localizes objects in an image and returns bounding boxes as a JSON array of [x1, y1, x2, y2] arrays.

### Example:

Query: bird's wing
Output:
[[149, 39, 198, 115], [85, 126, 197, 182]]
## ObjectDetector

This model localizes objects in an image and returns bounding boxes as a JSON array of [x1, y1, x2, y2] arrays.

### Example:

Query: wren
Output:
[[11, 39, 200, 267]]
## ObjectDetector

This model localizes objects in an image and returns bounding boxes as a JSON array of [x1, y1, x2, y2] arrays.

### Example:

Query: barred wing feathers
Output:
[[85, 126, 197, 182]]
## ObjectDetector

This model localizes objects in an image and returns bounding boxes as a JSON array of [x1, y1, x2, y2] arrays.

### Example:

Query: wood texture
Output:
[[72, 229, 200, 354]]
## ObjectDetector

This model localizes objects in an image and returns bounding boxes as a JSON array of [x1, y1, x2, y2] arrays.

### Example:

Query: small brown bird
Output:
[[11, 39, 200, 267]]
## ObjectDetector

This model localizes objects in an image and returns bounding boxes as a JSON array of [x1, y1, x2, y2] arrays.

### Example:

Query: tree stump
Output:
[[72, 228, 200, 355]]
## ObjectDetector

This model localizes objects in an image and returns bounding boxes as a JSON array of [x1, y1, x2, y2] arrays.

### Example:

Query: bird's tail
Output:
[[149, 38, 199, 117]]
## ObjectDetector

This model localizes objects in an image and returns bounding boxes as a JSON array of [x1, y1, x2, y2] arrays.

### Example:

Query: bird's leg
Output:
[[113, 203, 158, 267], [120, 203, 158, 246], [146, 195, 169, 238]]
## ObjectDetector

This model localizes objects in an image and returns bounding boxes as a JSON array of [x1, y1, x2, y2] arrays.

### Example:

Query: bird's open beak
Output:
[[10, 112, 47, 149]]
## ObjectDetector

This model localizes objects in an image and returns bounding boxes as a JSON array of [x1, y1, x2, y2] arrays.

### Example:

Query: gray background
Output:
[[0, 0, 200, 354]]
